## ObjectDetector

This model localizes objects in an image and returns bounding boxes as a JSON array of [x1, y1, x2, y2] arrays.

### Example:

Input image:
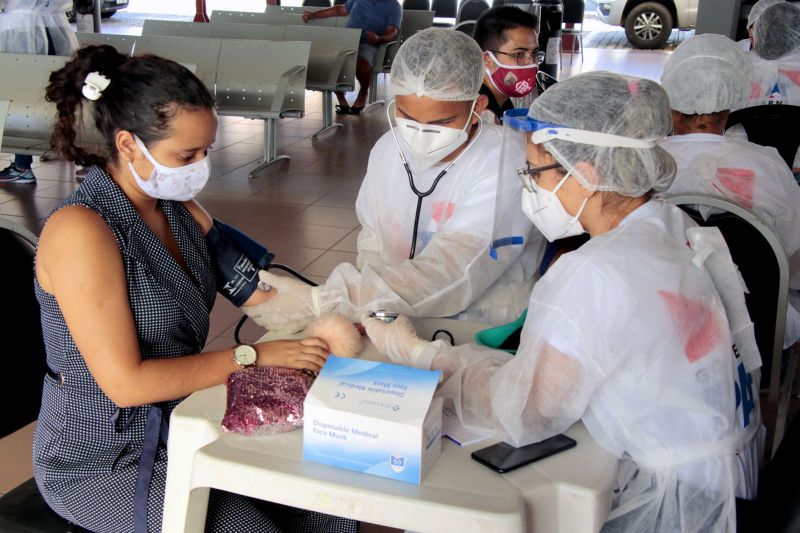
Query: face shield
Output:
[[490, 107, 662, 258], [489, 108, 541, 260]]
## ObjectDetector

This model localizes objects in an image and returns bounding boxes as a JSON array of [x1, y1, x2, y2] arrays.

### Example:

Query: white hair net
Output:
[[527, 71, 676, 197], [390, 27, 483, 101], [748, 0, 783, 28], [661, 34, 751, 114], [753, 3, 800, 60]]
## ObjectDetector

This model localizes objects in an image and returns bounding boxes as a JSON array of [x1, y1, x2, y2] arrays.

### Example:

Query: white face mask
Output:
[[393, 101, 477, 171], [128, 134, 210, 201], [521, 172, 588, 242]]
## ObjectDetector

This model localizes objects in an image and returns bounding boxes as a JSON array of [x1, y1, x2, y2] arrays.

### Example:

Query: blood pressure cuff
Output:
[[206, 219, 275, 307]]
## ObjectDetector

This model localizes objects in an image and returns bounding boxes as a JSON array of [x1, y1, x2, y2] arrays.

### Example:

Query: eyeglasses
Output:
[[516, 162, 563, 192], [490, 50, 545, 66]]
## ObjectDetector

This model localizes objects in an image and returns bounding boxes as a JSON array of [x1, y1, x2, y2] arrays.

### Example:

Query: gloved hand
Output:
[[363, 314, 434, 368], [240, 271, 320, 333]]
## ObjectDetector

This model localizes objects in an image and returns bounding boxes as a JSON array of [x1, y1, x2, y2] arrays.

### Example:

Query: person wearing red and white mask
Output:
[[474, 6, 542, 122]]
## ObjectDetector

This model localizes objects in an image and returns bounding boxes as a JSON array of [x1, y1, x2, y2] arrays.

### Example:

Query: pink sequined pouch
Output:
[[222, 367, 315, 436]]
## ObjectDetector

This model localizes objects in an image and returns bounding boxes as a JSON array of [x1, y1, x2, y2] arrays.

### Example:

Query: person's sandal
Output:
[[348, 106, 364, 115], [335, 104, 351, 115]]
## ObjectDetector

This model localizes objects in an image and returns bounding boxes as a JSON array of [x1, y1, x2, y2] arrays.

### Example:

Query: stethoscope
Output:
[[386, 99, 484, 259]]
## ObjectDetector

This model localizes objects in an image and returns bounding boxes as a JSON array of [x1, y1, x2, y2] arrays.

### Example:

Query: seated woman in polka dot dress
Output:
[[32, 44, 357, 533]]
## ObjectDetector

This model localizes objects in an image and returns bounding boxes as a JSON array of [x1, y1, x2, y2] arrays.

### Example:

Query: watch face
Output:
[[234, 345, 257, 366]]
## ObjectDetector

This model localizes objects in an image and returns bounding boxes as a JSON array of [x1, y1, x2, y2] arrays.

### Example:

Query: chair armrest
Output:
[[383, 40, 400, 69], [271, 65, 307, 114], [328, 49, 356, 88], [372, 40, 397, 73]]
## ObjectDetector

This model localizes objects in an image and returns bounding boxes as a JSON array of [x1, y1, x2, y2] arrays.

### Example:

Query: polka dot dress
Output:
[[32, 167, 357, 533]]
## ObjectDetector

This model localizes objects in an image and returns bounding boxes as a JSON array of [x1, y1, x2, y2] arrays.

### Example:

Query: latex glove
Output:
[[363, 314, 434, 368], [241, 271, 319, 333]]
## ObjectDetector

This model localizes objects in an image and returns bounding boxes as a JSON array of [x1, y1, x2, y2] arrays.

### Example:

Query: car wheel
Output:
[[101, 11, 116, 18], [624, 2, 673, 49]]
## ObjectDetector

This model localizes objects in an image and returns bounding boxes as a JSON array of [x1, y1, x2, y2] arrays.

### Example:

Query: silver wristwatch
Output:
[[233, 344, 257, 367]]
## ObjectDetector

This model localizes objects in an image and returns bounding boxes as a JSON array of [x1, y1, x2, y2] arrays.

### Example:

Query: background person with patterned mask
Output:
[[473, 5, 541, 122], [243, 28, 546, 333]]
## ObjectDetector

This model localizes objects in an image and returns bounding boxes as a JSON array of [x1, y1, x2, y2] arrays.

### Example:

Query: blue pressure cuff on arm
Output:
[[206, 220, 275, 307]]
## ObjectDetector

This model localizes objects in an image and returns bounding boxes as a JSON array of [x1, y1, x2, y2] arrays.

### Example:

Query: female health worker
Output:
[[365, 71, 763, 532], [244, 28, 545, 332]]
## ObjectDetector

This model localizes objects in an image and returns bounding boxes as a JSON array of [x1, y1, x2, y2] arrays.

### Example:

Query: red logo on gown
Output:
[[714, 167, 755, 210], [778, 68, 800, 86], [658, 290, 724, 363], [431, 202, 455, 223], [750, 81, 762, 100]]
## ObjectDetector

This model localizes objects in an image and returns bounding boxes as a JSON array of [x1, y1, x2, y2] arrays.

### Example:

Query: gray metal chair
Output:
[[561, 0, 584, 66], [365, 10, 435, 110], [0, 54, 68, 156], [143, 19, 286, 42], [0, 217, 93, 533], [725, 105, 800, 171], [215, 39, 309, 175], [456, 0, 489, 23], [142, 18, 214, 37], [210, 10, 274, 23], [432, 0, 457, 17], [0, 99, 8, 144], [284, 25, 360, 139], [213, 10, 344, 27], [133, 34, 222, 92], [665, 194, 796, 456], [266, 5, 327, 13], [403, 0, 431, 9], [453, 20, 476, 36], [75, 32, 137, 55], [143, 20, 358, 141]]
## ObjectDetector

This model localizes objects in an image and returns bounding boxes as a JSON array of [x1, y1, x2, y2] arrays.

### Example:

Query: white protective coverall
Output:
[[745, 49, 800, 107], [416, 201, 762, 532], [318, 122, 545, 326], [734, 49, 800, 168], [659, 133, 800, 346], [0, 0, 77, 56]]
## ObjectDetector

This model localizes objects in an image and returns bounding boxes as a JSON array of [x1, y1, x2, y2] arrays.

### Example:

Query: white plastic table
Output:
[[162, 318, 618, 533]]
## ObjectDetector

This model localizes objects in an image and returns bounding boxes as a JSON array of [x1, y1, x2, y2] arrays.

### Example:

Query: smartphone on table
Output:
[[471, 434, 577, 473]]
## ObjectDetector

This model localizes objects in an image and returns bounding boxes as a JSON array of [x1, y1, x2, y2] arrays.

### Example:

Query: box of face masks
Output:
[[303, 355, 443, 485]]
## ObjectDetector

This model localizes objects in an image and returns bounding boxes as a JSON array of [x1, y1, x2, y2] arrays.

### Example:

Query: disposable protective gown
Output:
[[0, 0, 77, 56], [738, 50, 800, 167], [317, 122, 545, 325], [421, 201, 762, 532], [660, 133, 800, 345]]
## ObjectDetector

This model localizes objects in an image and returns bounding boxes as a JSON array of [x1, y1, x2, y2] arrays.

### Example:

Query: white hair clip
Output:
[[82, 72, 110, 101]]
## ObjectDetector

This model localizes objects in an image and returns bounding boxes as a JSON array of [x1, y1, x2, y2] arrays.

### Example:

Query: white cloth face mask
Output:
[[128, 134, 210, 201], [393, 101, 477, 171], [521, 172, 588, 242]]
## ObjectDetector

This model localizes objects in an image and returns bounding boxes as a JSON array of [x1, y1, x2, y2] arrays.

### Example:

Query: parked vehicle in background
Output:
[[68, 0, 129, 21], [597, 0, 696, 49]]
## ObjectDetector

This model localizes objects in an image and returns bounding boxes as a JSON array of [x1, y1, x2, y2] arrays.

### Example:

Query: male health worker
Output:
[[659, 33, 800, 347], [243, 29, 545, 332]]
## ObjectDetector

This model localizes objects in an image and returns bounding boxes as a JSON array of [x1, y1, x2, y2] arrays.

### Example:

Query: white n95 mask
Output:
[[128, 134, 210, 201], [521, 172, 588, 242], [393, 101, 477, 171]]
